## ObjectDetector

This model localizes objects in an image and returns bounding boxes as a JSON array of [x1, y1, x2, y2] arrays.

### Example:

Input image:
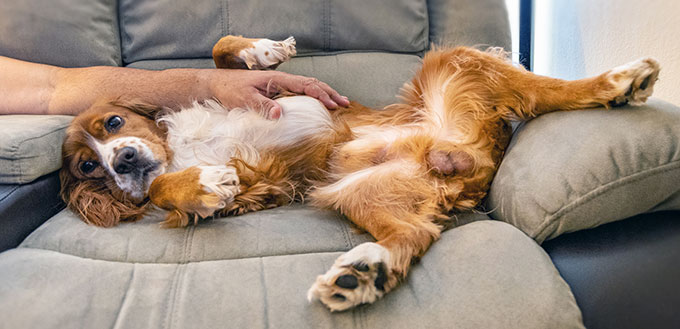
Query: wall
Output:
[[533, 0, 680, 104]]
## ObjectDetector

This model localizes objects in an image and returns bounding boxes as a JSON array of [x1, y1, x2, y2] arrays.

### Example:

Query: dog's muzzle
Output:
[[113, 146, 139, 174]]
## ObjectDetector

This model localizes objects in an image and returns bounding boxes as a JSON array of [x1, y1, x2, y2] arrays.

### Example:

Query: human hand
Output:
[[205, 69, 350, 119]]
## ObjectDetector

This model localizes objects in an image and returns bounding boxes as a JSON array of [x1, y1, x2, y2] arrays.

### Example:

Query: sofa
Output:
[[1, 0, 679, 328]]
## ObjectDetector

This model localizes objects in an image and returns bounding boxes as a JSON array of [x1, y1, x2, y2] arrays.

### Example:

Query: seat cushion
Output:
[[20, 205, 375, 263], [126, 52, 423, 108], [0, 0, 121, 67], [2, 215, 583, 328], [0, 115, 73, 184], [488, 99, 680, 243]]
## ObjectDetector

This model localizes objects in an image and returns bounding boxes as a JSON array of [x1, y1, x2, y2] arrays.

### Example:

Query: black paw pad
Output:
[[374, 263, 387, 291], [335, 275, 359, 289], [640, 75, 651, 90], [332, 293, 346, 301], [352, 263, 370, 272], [624, 85, 633, 96], [609, 99, 628, 107]]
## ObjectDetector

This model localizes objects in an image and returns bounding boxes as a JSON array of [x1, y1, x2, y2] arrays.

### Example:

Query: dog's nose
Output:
[[113, 146, 138, 174]]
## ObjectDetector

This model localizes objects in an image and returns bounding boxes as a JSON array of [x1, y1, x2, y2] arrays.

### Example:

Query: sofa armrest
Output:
[[0, 171, 64, 252]]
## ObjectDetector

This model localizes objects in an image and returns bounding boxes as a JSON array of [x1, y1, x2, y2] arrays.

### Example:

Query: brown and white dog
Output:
[[60, 35, 660, 311]]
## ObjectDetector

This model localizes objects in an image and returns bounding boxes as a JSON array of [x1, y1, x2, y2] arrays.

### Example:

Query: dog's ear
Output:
[[108, 99, 165, 120], [59, 168, 148, 227]]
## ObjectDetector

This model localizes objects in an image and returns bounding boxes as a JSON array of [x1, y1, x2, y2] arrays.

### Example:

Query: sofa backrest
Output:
[[0, 0, 510, 67]]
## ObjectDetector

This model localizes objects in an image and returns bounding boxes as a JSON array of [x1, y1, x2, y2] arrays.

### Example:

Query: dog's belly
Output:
[[161, 96, 334, 172]]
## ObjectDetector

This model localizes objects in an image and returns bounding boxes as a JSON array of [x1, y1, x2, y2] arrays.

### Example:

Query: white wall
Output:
[[533, 0, 680, 104]]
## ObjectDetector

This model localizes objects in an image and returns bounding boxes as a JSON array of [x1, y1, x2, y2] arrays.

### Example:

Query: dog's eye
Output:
[[106, 116, 124, 132], [79, 160, 99, 174]]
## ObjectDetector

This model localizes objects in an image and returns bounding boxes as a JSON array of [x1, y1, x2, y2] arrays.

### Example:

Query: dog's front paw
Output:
[[607, 57, 660, 106], [197, 165, 240, 206], [149, 165, 240, 227], [307, 243, 397, 312]]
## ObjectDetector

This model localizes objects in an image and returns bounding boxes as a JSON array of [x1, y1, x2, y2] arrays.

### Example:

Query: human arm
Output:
[[0, 56, 349, 117]]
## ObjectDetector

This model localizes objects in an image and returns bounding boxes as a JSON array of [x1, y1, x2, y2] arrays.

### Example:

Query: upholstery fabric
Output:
[[488, 99, 680, 243], [0, 0, 121, 67], [543, 211, 680, 329], [428, 0, 511, 50], [21, 205, 375, 263], [3, 219, 584, 329], [126, 53, 423, 108], [0, 172, 63, 252], [118, 0, 429, 64], [0, 115, 73, 184]]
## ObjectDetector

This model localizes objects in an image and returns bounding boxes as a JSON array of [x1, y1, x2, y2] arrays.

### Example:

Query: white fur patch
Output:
[[160, 97, 334, 173], [239, 37, 297, 69], [319, 159, 422, 196], [198, 165, 240, 209], [89, 136, 164, 199]]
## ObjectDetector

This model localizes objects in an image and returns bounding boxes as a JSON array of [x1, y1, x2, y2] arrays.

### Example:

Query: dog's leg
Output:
[[218, 155, 296, 216], [148, 165, 240, 227], [212, 35, 296, 70], [307, 160, 442, 311], [409, 47, 660, 121], [502, 57, 660, 118]]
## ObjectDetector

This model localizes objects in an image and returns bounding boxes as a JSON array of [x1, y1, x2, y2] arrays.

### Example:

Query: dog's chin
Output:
[[116, 161, 166, 203]]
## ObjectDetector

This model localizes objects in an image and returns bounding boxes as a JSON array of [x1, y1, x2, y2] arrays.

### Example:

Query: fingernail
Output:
[[269, 107, 281, 119], [329, 100, 338, 109]]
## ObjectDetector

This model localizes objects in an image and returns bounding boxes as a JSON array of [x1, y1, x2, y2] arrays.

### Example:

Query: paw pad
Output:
[[308, 243, 395, 311]]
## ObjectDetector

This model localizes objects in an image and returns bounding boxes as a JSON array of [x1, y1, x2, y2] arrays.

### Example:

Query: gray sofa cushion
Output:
[[0, 0, 121, 67], [0, 115, 73, 184], [126, 52, 423, 108], [429, 0, 511, 49], [2, 217, 583, 328], [21, 206, 375, 263], [119, 0, 429, 64], [488, 99, 680, 243]]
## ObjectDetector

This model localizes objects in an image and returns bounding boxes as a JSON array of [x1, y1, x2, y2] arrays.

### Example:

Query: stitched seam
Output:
[[327, 0, 332, 50], [225, 0, 230, 35], [185, 225, 195, 263], [110, 263, 135, 329], [170, 265, 186, 329], [259, 258, 269, 329], [219, 0, 225, 37], [15, 247, 353, 265], [7, 124, 70, 182], [533, 160, 680, 238], [163, 265, 181, 329], [9, 136, 20, 181], [110, 0, 122, 66], [0, 185, 21, 203], [323, 0, 330, 50]]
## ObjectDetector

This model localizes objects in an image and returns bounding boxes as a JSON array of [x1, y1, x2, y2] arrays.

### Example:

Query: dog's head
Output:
[[60, 100, 171, 226]]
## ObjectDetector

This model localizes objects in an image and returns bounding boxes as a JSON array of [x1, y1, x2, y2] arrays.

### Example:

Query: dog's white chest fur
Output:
[[159, 96, 334, 173]]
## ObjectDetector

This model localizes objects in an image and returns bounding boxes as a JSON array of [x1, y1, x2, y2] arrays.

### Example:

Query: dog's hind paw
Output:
[[213, 35, 296, 70], [307, 243, 398, 312], [607, 57, 660, 106], [240, 36, 296, 70]]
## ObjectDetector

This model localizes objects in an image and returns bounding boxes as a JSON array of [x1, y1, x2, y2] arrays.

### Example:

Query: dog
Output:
[[60, 35, 660, 311]]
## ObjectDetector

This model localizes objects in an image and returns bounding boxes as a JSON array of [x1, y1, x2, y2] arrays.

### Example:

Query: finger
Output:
[[315, 80, 350, 107], [301, 80, 338, 109], [253, 95, 282, 120], [277, 75, 345, 109]]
